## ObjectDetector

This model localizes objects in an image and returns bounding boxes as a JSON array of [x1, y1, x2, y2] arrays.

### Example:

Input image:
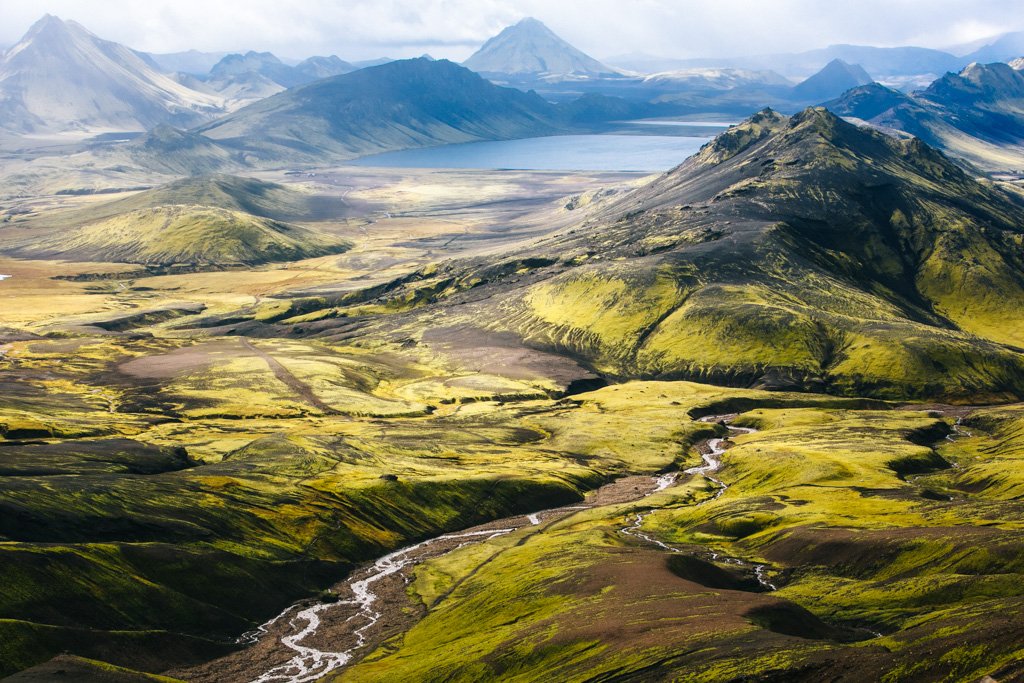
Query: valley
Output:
[[3, 128, 1024, 681], [2, 5, 1024, 682]]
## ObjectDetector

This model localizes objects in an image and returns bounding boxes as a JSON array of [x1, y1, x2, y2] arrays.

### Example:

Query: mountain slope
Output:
[[828, 62, 1024, 170], [6, 175, 349, 266], [791, 59, 873, 101], [0, 15, 224, 133], [18, 207, 346, 266], [256, 109, 1024, 402], [195, 58, 566, 162], [964, 32, 1024, 63], [463, 17, 618, 78]]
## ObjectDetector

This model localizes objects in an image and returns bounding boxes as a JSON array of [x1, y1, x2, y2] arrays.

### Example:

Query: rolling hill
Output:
[[249, 108, 1024, 402], [0, 15, 224, 134], [6, 175, 349, 266]]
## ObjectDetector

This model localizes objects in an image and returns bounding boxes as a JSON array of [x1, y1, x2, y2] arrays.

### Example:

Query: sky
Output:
[[1, 0, 1021, 62]]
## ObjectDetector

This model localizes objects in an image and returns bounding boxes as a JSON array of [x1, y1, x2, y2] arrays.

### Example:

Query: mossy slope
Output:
[[268, 108, 1024, 402]]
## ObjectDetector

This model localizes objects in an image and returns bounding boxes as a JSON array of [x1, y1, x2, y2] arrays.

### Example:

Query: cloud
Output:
[[1, 0, 1022, 61]]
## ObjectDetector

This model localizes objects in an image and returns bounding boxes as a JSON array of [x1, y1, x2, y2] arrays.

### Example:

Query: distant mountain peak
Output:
[[515, 16, 545, 27], [463, 17, 617, 77], [791, 58, 873, 101], [0, 14, 224, 133]]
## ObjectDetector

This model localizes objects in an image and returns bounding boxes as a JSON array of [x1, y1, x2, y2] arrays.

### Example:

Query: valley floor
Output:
[[1, 168, 1022, 682]]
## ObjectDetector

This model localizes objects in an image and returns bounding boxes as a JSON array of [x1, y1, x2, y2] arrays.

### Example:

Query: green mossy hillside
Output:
[[13, 205, 349, 266], [267, 108, 1024, 402], [340, 402, 1024, 682]]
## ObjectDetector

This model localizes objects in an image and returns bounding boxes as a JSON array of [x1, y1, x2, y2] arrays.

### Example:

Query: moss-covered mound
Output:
[[17, 205, 348, 266]]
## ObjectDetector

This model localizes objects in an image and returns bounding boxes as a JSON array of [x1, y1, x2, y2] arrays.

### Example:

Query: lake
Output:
[[349, 134, 714, 172]]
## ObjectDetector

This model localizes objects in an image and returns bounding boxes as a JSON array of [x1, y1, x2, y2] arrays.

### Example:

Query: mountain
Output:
[[208, 51, 305, 87], [1011, 57, 1024, 70], [201, 51, 358, 109], [0, 15, 224, 133], [249, 108, 1024, 402], [463, 17, 618, 78], [6, 175, 350, 266], [145, 49, 228, 75], [293, 55, 355, 80], [790, 58, 873, 101], [640, 45, 962, 80], [963, 32, 1024, 64], [828, 62, 1024, 170], [196, 57, 565, 162], [643, 67, 792, 90], [824, 82, 911, 122]]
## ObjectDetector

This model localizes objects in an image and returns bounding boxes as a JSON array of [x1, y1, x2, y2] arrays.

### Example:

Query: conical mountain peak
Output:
[[464, 17, 616, 77]]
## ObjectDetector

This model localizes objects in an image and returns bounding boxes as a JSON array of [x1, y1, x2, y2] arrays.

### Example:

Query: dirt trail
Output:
[[241, 338, 338, 415]]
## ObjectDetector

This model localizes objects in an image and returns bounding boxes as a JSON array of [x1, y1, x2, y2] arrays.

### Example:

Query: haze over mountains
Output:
[[0, 15, 223, 133], [790, 58, 873, 101], [2, 11, 1024, 180]]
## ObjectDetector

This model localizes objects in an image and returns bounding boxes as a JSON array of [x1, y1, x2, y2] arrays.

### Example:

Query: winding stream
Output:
[[242, 415, 767, 682], [621, 416, 777, 591], [248, 528, 516, 683]]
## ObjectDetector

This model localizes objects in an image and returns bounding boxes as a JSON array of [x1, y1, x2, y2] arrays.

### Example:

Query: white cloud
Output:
[[1, 0, 1021, 61]]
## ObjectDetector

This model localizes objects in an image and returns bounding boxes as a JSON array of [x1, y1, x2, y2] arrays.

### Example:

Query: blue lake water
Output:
[[349, 134, 714, 172]]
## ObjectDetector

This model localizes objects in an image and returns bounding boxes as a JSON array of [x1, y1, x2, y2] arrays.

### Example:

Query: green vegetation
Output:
[[1, 109, 1023, 680], [340, 402, 1024, 682], [15, 205, 347, 266], [204, 108, 1024, 402]]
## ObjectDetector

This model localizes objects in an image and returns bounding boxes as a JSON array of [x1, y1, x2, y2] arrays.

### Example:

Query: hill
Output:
[[791, 58, 873, 101], [195, 57, 566, 162], [6, 175, 349, 266], [251, 108, 1024, 402], [463, 17, 618, 78], [0, 15, 223, 134], [828, 62, 1024, 170]]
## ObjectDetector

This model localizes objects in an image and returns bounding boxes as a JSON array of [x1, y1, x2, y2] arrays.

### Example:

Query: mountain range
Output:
[[828, 61, 1024, 170], [0, 15, 224, 133], [193, 57, 567, 162]]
